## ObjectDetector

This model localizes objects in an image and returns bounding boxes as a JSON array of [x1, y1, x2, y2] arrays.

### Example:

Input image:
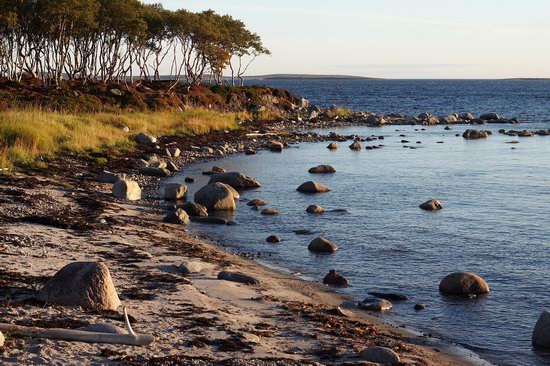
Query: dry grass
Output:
[[0, 108, 247, 170], [325, 106, 352, 119]]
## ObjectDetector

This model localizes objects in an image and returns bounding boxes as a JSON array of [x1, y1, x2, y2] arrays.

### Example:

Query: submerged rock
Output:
[[368, 292, 409, 301], [261, 208, 279, 216], [37, 262, 121, 311], [266, 235, 281, 243], [323, 270, 349, 286], [439, 272, 490, 295], [247, 199, 266, 207]]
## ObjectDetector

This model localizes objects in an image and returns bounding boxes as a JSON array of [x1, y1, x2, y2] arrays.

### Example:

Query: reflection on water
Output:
[[164, 123, 550, 366]]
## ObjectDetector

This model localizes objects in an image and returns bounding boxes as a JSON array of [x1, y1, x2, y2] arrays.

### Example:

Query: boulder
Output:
[[479, 113, 500, 120], [266, 235, 281, 243], [358, 298, 393, 311], [427, 116, 440, 125], [261, 208, 279, 216], [462, 129, 488, 139], [327, 142, 338, 150], [462, 112, 474, 120], [218, 271, 260, 285], [168, 147, 181, 157], [366, 115, 386, 126], [179, 260, 204, 275], [180, 202, 208, 217], [208, 172, 261, 189], [349, 141, 361, 150], [297, 181, 330, 193], [163, 209, 190, 225], [135, 132, 157, 145], [164, 183, 188, 201], [191, 216, 228, 225], [518, 129, 535, 137], [37, 262, 121, 311], [138, 167, 171, 177], [419, 199, 443, 211], [308, 237, 338, 253], [194, 183, 237, 212], [417, 112, 430, 119], [439, 272, 490, 295], [112, 180, 141, 201], [359, 347, 400, 365], [308, 165, 336, 174], [322, 270, 349, 286], [533, 311, 550, 348], [247, 199, 266, 207], [98, 171, 120, 183], [269, 141, 284, 152], [306, 205, 326, 214], [0, 331, 4, 347], [442, 115, 458, 124], [225, 184, 240, 200]]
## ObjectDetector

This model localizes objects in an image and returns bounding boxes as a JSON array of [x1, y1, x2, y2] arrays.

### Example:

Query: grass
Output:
[[325, 106, 352, 119], [0, 108, 247, 170]]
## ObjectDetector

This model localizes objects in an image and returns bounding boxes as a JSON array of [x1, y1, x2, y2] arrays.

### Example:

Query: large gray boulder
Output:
[[533, 311, 550, 348], [439, 272, 490, 295], [297, 181, 330, 193], [37, 262, 121, 311], [359, 347, 400, 364], [194, 183, 237, 212], [135, 132, 157, 145], [164, 183, 187, 201], [112, 180, 141, 201], [308, 237, 338, 253], [208, 172, 261, 189]]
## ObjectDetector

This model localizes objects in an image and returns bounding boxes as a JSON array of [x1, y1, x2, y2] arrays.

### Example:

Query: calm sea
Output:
[[168, 79, 550, 365]]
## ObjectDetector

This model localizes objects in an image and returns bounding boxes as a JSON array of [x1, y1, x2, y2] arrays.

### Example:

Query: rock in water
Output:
[[323, 270, 349, 286], [266, 235, 281, 243], [419, 199, 443, 211], [297, 181, 330, 193], [208, 172, 261, 189], [306, 205, 326, 214], [479, 113, 500, 121], [163, 209, 190, 225], [349, 141, 361, 150], [358, 298, 393, 311], [463, 129, 489, 139], [247, 199, 266, 207], [533, 311, 550, 348], [180, 202, 208, 217], [439, 272, 490, 295], [359, 347, 400, 365], [308, 237, 338, 253], [308, 165, 336, 174], [269, 141, 284, 152], [37, 262, 121, 311], [327, 142, 338, 150], [368, 292, 409, 301], [112, 180, 141, 201], [261, 208, 279, 216], [218, 271, 260, 285], [164, 183, 188, 201], [194, 183, 237, 212], [0, 331, 4, 347]]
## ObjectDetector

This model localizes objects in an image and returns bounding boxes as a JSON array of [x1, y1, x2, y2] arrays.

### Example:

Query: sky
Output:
[[144, 0, 550, 79]]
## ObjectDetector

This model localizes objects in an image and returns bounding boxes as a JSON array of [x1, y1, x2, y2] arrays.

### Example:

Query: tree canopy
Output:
[[0, 0, 269, 86]]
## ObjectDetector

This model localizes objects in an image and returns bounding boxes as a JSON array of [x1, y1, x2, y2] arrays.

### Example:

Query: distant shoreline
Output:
[[243, 74, 382, 80]]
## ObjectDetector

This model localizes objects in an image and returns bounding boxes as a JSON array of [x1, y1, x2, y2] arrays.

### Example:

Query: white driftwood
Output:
[[0, 307, 153, 346]]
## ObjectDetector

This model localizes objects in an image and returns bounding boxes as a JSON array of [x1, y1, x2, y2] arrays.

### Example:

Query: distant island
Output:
[[243, 74, 381, 80]]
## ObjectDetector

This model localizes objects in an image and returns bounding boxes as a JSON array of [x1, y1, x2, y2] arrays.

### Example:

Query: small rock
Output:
[[419, 199, 443, 211], [184, 177, 195, 183], [308, 165, 336, 174], [327, 142, 338, 150], [463, 129, 488, 139], [308, 237, 338, 253], [82, 323, 126, 334], [135, 132, 157, 145], [179, 260, 203, 275], [479, 113, 500, 121], [359, 346, 400, 365], [247, 199, 266, 207], [138, 167, 171, 177], [180, 202, 208, 217], [218, 271, 260, 285], [414, 303, 427, 310], [0, 331, 4, 347], [163, 209, 190, 225], [168, 147, 181, 157], [112, 180, 141, 201], [368, 292, 409, 301], [349, 141, 361, 150], [261, 208, 279, 216], [358, 298, 393, 312], [306, 205, 326, 214], [266, 235, 281, 243], [323, 270, 348, 286], [269, 141, 284, 152], [208, 172, 261, 189], [98, 171, 120, 184], [297, 181, 330, 193]]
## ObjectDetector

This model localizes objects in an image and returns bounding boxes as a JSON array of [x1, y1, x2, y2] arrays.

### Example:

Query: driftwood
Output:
[[0, 308, 154, 346]]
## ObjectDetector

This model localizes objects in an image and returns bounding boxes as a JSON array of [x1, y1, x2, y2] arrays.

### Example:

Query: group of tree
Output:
[[0, 0, 269, 87]]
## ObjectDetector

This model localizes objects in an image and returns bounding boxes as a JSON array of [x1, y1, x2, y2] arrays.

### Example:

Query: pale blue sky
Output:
[[144, 0, 550, 78]]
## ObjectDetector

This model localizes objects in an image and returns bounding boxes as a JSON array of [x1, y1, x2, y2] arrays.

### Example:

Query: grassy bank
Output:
[[0, 108, 247, 170]]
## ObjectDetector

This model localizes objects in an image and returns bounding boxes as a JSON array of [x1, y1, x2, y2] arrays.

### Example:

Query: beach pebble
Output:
[[297, 181, 330, 193], [358, 298, 393, 312], [37, 262, 121, 311], [419, 199, 442, 211], [308, 237, 338, 253], [179, 260, 204, 275], [308, 165, 336, 174], [163, 209, 190, 225], [208, 171, 261, 189], [112, 180, 141, 201], [194, 183, 237, 212], [218, 271, 260, 285], [306, 205, 325, 214], [439, 272, 490, 295], [164, 183, 187, 201], [359, 346, 400, 364], [323, 269, 348, 286]]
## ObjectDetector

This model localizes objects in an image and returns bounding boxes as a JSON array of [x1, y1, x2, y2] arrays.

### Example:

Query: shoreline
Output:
[[0, 117, 504, 365]]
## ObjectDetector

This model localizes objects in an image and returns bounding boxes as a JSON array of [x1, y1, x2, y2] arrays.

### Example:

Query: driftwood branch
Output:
[[0, 307, 153, 346]]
